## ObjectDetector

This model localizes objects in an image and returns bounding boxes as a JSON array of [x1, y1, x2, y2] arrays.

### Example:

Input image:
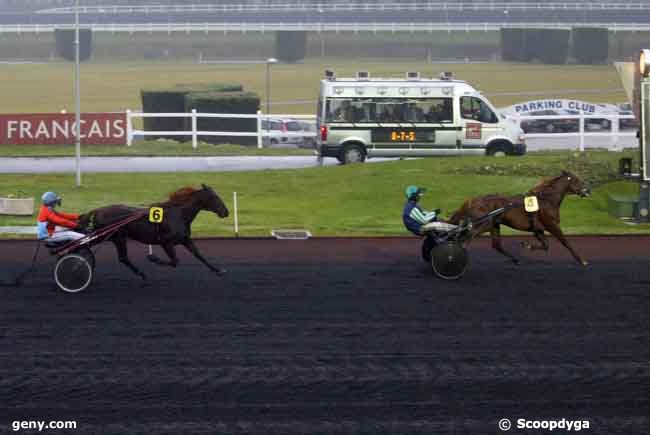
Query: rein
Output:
[[53, 210, 148, 257]]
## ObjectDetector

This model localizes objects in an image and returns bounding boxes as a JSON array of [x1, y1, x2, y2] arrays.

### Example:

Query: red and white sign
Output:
[[465, 122, 482, 140], [0, 113, 126, 145]]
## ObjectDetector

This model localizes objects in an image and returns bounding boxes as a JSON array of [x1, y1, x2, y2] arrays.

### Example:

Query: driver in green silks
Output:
[[402, 185, 441, 236]]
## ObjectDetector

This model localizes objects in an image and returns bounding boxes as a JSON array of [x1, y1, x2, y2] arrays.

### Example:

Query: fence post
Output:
[[611, 115, 620, 151], [126, 109, 133, 146], [233, 191, 239, 237], [191, 109, 198, 149], [579, 114, 585, 152], [257, 110, 263, 149]]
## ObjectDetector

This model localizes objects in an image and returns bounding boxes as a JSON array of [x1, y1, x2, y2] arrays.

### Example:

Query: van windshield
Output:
[[325, 97, 453, 123], [460, 96, 498, 124]]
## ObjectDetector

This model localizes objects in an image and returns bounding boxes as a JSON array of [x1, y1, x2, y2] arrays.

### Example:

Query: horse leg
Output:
[[491, 224, 520, 265], [147, 243, 179, 268], [545, 222, 588, 266], [182, 239, 226, 276], [112, 234, 147, 280], [522, 230, 550, 251]]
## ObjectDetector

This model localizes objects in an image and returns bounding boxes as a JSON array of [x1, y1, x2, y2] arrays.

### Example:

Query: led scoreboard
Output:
[[390, 131, 416, 142], [372, 128, 436, 144]]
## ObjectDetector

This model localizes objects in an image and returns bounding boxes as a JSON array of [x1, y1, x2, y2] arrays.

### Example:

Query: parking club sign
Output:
[[0, 113, 127, 145], [511, 99, 597, 114]]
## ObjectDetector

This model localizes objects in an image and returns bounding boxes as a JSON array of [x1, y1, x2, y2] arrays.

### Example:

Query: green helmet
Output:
[[405, 185, 426, 200]]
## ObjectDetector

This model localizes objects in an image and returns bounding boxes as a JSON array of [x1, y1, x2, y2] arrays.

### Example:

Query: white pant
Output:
[[47, 226, 86, 243]]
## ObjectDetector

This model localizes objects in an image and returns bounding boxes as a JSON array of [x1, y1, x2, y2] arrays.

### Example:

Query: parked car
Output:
[[261, 118, 286, 146], [584, 118, 611, 131], [262, 118, 317, 148], [520, 110, 579, 134], [297, 120, 317, 148]]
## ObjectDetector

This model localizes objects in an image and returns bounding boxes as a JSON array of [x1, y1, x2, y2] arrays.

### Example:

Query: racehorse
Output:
[[77, 184, 229, 280], [447, 171, 591, 266]]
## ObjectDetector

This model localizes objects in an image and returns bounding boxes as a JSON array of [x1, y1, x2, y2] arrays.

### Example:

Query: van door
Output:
[[458, 96, 501, 153]]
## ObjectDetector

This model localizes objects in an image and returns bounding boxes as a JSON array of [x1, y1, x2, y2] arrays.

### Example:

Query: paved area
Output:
[[0, 156, 340, 173], [1, 236, 649, 434]]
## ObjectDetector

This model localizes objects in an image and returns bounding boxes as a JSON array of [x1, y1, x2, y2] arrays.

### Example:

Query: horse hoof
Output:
[[214, 268, 227, 276], [520, 241, 531, 250], [147, 254, 162, 264], [581, 260, 589, 267], [512, 259, 520, 265]]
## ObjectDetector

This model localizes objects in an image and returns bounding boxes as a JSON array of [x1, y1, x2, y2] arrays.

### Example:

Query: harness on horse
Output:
[[523, 191, 541, 232]]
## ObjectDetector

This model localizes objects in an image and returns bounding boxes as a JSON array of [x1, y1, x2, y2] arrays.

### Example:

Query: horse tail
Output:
[[448, 198, 472, 224]]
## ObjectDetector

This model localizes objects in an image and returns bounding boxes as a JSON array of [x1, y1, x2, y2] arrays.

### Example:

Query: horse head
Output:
[[200, 184, 229, 218], [561, 170, 591, 197]]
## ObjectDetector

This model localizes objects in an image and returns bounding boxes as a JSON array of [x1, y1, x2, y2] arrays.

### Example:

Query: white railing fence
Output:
[[36, 2, 650, 14], [5, 22, 650, 34], [126, 110, 317, 149], [126, 110, 638, 152], [515, 113, 638, 151]]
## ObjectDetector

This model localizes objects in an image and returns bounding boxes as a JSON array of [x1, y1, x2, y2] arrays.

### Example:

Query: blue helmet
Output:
[[41, 191, 61, 206], [405, 185, 426, 200]]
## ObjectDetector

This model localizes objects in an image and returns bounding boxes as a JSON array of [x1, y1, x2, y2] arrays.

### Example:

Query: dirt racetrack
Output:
[[1, 236, 649, 434]]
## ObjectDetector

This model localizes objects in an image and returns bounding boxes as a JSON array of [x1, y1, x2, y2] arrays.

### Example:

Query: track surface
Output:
[[1, 237, 649, 434]]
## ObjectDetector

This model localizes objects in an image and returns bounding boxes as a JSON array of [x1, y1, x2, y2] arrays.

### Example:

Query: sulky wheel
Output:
[[54, 253, 94, 293], [430, 242, 469, 280]]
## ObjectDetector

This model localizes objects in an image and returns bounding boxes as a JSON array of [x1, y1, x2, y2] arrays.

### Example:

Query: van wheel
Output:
[[487, 142, 511, 157], [340, 144, 366, 164]]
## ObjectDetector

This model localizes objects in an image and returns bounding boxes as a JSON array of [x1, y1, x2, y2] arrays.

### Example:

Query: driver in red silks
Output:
[[37, 191, 85, 243]]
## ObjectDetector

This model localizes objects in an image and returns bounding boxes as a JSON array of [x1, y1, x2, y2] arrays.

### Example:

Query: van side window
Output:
[[326, 97, 453, 123], [460, 97, 498, 124]]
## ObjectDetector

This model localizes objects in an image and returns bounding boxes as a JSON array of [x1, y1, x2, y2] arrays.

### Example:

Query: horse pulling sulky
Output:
[[421, 171, 591, 280], [1, 184, 229, 293]]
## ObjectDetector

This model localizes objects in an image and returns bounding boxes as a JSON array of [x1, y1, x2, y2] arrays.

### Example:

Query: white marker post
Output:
[[233, 192, 239, 237], [74, 0, 81, 186]]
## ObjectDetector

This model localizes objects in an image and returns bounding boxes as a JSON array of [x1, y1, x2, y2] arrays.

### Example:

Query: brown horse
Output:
[[448, 171, 591, 266], [77, 184, 229, 280]]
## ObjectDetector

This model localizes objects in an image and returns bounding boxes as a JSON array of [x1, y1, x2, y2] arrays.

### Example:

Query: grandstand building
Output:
[[0, 1, 650, 30]]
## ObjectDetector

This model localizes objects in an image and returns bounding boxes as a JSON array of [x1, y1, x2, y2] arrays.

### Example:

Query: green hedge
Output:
[[500, 28, 568, 64], [140, 83, 244, 136], [275, 31, 306, 63], [54, 28, 92, 62], [184, 92, 261, 145], [573, 27, 609, 64], [537, 29, 570, 64], [500, 28, 526, 61]]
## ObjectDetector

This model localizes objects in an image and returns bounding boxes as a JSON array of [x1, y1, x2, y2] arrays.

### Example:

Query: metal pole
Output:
[[74, 0, 81, 186], [266, 61, 270, 144], [233, 192, 239, 237], [266, 61, 270, 116]]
